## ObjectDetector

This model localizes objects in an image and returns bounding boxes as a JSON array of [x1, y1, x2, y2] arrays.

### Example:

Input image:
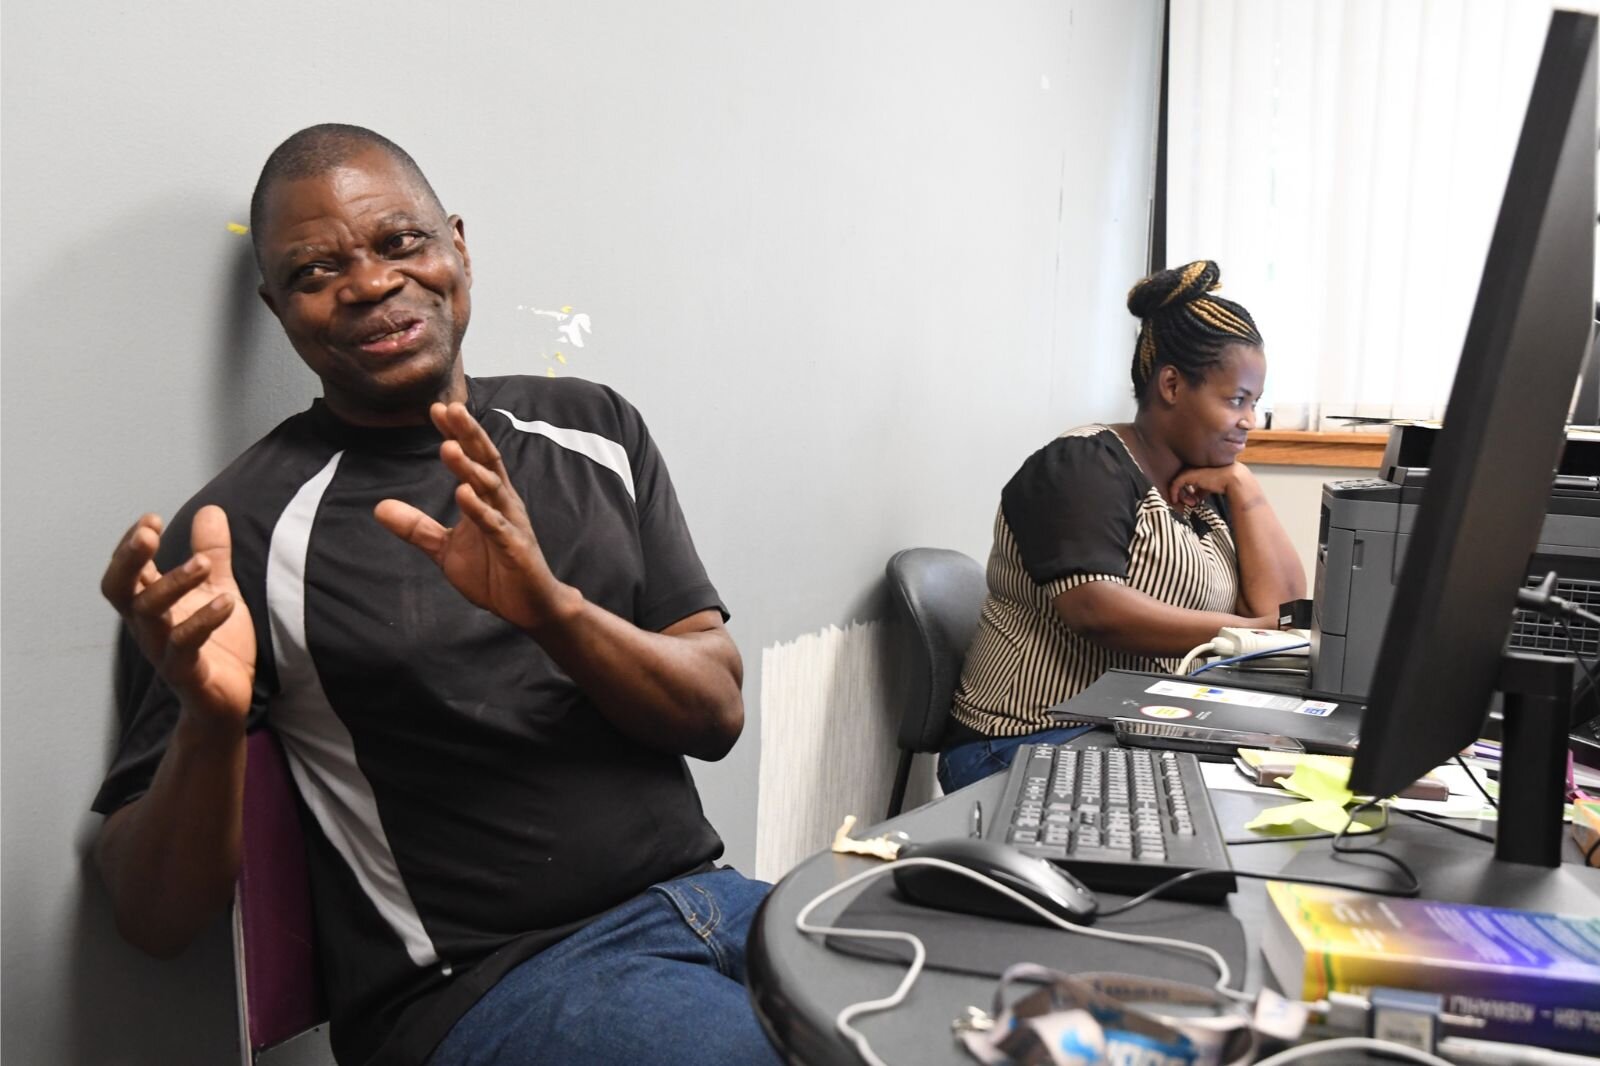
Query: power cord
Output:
[[1392, 805, 1496, 844], [1452, 754, 1498, 810], [1098, 802, 1420, 919], [1179, 640, 1218, 675], [1189, 642, 1311, 675]]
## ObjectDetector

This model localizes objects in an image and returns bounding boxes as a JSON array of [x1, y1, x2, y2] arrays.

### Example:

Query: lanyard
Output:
[[956, 966, 1273, 1066]]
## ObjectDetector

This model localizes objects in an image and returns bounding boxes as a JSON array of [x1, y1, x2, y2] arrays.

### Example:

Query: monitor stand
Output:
[[1496, 651, 1576, 867], [1275, 650, 1600, 912]]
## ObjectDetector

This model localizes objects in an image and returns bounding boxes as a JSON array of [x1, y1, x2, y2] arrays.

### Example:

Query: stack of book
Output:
[[1264, 882, 1600, 1053]]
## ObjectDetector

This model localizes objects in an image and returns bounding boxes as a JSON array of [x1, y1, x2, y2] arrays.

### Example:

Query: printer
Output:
[[1311, 422, 1600, 701]]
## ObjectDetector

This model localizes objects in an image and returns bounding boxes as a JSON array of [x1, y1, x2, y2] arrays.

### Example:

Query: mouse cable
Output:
[[794, 856, 1244, 1066], [1250, 1036, 1453, 1066]]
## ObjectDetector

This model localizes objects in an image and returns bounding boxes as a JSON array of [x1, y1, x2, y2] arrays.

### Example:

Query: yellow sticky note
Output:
[[1280, 762, 1354, 805], [1244, 799, 1375, 835], [226, 222, 249, 235], [554, 352, 567, 364], [547, 367, 556, 378], [561, 305, 574, 313]]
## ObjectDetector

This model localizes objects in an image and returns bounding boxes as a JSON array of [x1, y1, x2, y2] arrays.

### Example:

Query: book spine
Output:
[[1304, 951, 1600, 1052]]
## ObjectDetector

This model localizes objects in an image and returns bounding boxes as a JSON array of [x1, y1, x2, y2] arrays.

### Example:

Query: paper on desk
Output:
[[1200, 758, 1499, 822]]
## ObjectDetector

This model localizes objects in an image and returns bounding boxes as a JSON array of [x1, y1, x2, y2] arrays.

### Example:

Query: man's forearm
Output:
[[528, 598, 744, 761], [96, 710, 246, 957]]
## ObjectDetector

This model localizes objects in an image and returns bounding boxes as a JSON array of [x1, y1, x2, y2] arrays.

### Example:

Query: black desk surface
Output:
[[748, 740, 1600, 1065]]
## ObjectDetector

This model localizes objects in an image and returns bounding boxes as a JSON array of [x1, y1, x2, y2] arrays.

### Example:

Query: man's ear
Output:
[[258, 283, 279, 317], [450, 215, 472, 286]]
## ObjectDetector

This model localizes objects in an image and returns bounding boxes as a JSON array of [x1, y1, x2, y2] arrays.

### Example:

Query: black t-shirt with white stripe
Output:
[[950, 424, 1239, 738], [93, 375, 726, 1066]]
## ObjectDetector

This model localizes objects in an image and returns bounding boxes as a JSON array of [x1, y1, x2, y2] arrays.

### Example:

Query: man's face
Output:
[[256, 147, 472, 423]]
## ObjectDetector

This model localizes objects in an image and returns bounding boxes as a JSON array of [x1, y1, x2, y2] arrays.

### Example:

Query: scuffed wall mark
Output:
[[516, 304, 594, 376]]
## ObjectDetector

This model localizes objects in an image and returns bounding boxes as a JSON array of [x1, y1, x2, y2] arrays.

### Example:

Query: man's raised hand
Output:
[[100, 506, 256, 723], [374, 403, 579, 634]]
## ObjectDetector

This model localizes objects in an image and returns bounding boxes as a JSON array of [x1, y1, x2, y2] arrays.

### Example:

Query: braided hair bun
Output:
[[1126, 260, 1222, 318], [1125, 260, 1262, 404]]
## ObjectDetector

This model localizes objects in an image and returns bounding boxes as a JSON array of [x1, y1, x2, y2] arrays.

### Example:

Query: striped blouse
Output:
[[949, 424, 1240, 738]]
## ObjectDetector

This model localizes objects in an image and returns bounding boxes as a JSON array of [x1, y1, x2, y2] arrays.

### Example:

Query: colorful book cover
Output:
[[1264, 882, 1600, 1053]]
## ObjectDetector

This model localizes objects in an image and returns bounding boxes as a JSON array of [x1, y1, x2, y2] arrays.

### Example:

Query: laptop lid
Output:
[[1046, 669, 1365, 754]]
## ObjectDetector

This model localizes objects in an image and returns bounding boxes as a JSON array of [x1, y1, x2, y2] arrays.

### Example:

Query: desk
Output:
[[748, 739, 1600, 1065]]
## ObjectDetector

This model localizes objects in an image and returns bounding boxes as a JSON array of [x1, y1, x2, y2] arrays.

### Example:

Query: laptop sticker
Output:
[[1145, 679, 1318, 714], [1138, 705, 1194, 719]]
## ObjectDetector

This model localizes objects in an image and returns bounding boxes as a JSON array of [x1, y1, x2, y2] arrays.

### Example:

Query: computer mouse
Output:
[[893, 837, 1098, 925]]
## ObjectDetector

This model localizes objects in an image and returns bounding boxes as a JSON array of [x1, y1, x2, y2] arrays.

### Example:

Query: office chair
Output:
[[233, 729, 327, 1064], [884, 547, 987, 818]]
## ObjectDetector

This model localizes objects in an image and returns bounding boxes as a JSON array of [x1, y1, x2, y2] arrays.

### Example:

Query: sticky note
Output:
[[1244, 799, 1374, 835], [561, 305, 574, 313], [226, 222, 249, 235], [547, 368, 556, 378], [554, 352, 567, 364]]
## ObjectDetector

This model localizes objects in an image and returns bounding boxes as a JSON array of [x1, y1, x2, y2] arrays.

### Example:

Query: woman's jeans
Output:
[[937, 724, 1093, 793]]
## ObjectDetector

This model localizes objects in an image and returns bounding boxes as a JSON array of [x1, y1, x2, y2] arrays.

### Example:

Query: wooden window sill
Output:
[[1239, 430, 1386, 469]]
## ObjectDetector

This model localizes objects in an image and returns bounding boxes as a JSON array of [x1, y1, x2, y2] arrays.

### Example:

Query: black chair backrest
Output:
[[885, 548, 987, 753]]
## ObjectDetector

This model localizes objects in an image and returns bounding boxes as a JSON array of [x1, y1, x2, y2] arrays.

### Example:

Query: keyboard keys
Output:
[[996, 742, 1235, 901]]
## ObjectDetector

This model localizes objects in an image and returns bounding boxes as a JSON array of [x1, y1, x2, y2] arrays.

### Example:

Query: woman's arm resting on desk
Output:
[[1054, 579, 1274, 658], [1171, 463, 1306, 618]]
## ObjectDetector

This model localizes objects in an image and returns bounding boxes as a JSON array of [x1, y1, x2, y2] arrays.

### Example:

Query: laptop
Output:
[[1046, 668, 1365, 754]]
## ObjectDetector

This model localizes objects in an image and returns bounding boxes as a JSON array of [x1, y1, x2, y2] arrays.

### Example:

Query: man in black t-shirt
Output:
[[92, 124, 779, 1065]]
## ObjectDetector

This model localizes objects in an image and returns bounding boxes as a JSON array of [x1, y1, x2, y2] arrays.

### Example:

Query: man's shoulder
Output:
[[471, 374, 640, 437], [157, 409, 332, 561]]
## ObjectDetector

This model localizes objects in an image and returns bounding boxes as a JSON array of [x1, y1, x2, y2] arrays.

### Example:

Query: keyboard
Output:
[[986, 743, 1237, 903]]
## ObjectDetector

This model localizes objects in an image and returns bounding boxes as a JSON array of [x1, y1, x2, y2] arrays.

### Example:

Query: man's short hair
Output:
[[249, 123, 445, 271]]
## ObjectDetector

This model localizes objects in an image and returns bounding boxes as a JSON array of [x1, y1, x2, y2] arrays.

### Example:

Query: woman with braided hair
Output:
[[939, 260, 1306, 792]]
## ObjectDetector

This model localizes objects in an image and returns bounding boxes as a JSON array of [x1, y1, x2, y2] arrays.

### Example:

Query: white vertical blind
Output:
[[1167, 0, 1555, 429]]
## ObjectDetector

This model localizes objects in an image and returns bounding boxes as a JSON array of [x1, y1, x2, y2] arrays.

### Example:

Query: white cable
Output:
[[1179, 640, 1218, 675], [794, 856, 1243, 1066], [1250, 1036, 1456, 1066]]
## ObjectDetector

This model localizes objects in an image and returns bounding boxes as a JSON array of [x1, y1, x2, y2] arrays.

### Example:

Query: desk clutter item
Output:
[[956, 965, 1259, 1066], [987, 743, 1236, 902], [1234, 749, 1449, 801], [1263, 882, 1600, 1054], [1574, 799, 1600, 867]]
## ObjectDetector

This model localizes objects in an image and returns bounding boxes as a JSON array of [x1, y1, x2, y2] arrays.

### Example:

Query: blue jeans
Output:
[[938, 725, 1093, 793], [429, 868, 781, 1066]]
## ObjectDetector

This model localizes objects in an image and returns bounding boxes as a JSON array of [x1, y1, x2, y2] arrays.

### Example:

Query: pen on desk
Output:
[[969, 801, 983, 839]]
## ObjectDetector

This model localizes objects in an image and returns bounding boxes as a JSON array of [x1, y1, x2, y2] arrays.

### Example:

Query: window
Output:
[[1166, 0, 1552, 430]]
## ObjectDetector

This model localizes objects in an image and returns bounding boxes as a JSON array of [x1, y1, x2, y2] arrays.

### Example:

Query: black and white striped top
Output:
[[950, 424, 1240, 738]]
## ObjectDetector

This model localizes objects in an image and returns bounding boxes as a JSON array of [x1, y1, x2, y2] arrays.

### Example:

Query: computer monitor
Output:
[[1347, 10, 1597, 867]]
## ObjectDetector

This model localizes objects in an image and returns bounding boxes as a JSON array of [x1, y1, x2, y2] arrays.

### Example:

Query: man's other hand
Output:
[[375, 402, 581, 635], [100, 506, 256, 724]]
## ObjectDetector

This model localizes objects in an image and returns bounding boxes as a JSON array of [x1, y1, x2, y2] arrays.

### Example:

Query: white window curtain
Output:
[[1166, 0, 1556, 430]]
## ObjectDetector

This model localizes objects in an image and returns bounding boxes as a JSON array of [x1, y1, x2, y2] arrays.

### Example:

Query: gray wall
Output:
[[1, 2, 1162, 1062]]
